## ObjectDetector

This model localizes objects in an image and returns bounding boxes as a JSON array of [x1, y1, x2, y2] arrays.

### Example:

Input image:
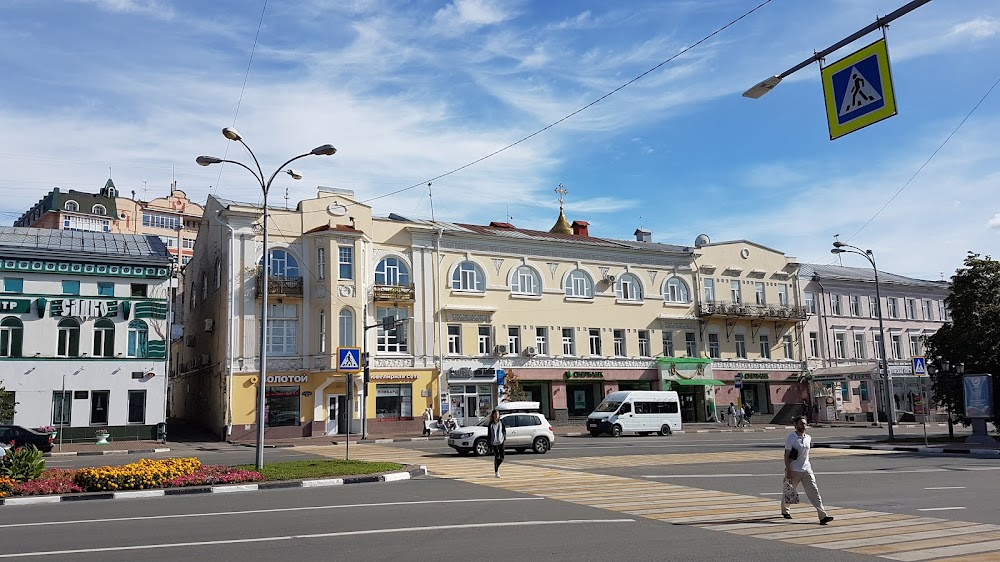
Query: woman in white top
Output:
[[487, 410, 507, 478], [782, 416, 834, 525]]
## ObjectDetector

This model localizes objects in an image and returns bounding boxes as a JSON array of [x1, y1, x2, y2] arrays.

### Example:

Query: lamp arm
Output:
[[264, 152, 313, 193], [236, 139, 267, 191], [213, 159, 266, 190]]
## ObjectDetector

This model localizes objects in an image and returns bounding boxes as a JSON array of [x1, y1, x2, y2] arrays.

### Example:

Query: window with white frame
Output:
[[873, 333, 883, 360], [588, 328, 602, 355], [887, 297, 898, 319], [777, 284, 788, 306], [127, 320, 148, 358], [869, 295, 878, 318], [318, 311, 327, 353], [809, 332, 819, 357], [754, 282, 766, 305], [0, 317, 24, 358], [338, 246, 353, 280], [339, 308, 355, 347], [805, 292, 817, 314], [638, 330, 651, 357], [909, 334, 922, 357], [266, 304, 298, 356], [452, 261, 485, 292], [92, 204, 107, 216], [377, 307, 408, 353], [685, 332, 697, 357], [854, 333, 866, 359], [663, 277, 690, 303], [850, 295, 861, 317], [730, 280, 741, 304], [891, 334, 903, 359], [905, 298, 916, 319], [708, 333, 720, 359], [658, 331, 673, 357], [508, 326, 521, 355], [511, 265, 541, 295], [63, 215, 110, 232], [92, 319, 114, 357], [376, 257, 410, 286], [834, 333, 846, 359], [940, 301, 949, 321], [57, 318, 80, 357], [535, 327, 548, 355], [759, 334, 770, 359], [735, 334, 747, 359], [564, 269, 593, 298], [830, 294, 842, 316], [448, 325, 461, 355], [317, 247, 326, 280], [616, 273, 643, 302], [263, 249, 300, 278], [561, 328, 575, 355], [614, 329, 626, 356], [922, 299, 935, 321], [703, 278, 715, 301], [782, 334, 793, 358], [64, 200, 79, 212], [478, 326, 492, 355]]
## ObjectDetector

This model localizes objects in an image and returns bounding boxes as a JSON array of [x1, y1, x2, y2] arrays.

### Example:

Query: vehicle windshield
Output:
[[476, 417, 493, 427], [594, 401, 622, 413]]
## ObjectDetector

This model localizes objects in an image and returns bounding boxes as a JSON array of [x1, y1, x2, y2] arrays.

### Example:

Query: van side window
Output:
[[665, 402, 679, 414], [636, 401, 679, 414]]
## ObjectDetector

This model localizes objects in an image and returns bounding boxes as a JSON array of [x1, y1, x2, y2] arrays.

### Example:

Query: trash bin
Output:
[[156, 422, 167, 443]]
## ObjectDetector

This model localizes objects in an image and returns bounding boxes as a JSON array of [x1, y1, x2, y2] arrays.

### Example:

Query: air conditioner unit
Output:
[[522, 346, 537, 357], [185, 335, 195, 347], [493, 345, 508, 357], [604, 274, 617, 283], [204, 318, 215, 333]]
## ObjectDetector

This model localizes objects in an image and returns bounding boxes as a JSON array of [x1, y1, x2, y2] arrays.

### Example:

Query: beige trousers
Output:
[[781, 469, 829, 519]]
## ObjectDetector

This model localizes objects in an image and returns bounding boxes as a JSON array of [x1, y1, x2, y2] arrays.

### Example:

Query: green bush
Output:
[[0, 445, 45, 482]]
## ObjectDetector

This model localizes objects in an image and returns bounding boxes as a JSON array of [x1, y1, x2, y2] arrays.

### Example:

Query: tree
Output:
[[0, 385, 16, 423], [501, 369, 528, 402], [925, 252, 1000, 429]]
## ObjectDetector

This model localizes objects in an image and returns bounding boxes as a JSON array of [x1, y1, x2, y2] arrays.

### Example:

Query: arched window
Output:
[[451, 261, 485, 292], [128, 320, 149, 358], [663, 277, 691, 303], [564, 269, 594, 298], [0, 317, 23, 358], [64, 200, 79, 212], [201, 272, 208, 301], [93, 319, 114, 357], [57, 318, 81, 357], [510, 265, 542, 296], [214, 258, 221, 289], [339, 308, 355, 347], [261, 249, 300, 278], [616, 273, 644, 301], [92, 204, 107, 216], [375, 257, 410, 286]]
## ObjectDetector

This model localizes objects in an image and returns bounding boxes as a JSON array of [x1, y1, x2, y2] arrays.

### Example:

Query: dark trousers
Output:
[[493, 444, 505, 472]]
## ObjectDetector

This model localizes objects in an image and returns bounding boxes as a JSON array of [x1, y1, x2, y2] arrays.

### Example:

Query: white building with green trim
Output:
[[0, 228, 171, 441]]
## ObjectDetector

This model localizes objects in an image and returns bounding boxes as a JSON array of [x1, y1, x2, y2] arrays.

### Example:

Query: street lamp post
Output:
[[197, 128, 336, 470], [929, 360, 963, 441], [831, 241, 895, 441]]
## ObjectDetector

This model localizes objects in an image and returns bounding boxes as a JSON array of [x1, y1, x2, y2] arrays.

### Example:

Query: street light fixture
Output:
[[197, 129, 336, 470], [831, 240, 895, 441]]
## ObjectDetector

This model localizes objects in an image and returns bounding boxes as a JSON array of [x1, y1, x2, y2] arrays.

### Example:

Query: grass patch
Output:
[[232, 459, 404, 481]]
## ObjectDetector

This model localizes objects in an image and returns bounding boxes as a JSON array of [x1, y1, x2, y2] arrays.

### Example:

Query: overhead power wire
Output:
[[359, 0, 775, 205]]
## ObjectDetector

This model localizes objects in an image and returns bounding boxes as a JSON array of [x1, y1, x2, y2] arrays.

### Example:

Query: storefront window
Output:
[[375, 384, 412, 419], [265, 386, 301, 426]]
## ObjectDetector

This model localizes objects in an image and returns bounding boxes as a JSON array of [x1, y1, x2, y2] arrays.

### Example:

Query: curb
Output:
[[813, 443, 1000, 458], [43, 447, 171, 457], [0, 465, 428, 507]]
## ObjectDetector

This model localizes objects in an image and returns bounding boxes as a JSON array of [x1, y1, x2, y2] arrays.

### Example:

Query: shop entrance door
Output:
[[327, 395, 347, 435], [466, 396, 479, 426], [678, 388, 697, 423]]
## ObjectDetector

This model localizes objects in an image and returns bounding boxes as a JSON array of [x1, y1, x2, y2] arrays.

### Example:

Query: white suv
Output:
[[448, 406, 555, 456]]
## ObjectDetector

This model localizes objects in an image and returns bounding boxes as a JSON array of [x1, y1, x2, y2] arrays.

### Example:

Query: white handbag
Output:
[[783, 478, 800, 505]]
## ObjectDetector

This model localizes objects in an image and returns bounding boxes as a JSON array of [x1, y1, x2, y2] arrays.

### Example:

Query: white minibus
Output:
[[586, 390, 681, 437]]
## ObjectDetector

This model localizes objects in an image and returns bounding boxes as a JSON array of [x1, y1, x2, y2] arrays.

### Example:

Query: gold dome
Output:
[[549, 208, 572, 235]]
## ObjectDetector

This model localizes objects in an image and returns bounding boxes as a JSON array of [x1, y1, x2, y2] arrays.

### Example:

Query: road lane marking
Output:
[[641, 468, 947, 477], [0, 519, 635, 558], [917, 507, 967, 512], [0, 497, 543, 529], [924, 486, 966, 490]]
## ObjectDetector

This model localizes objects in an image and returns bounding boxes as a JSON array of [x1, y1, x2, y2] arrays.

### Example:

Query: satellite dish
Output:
[[694, 234, 711, 248]]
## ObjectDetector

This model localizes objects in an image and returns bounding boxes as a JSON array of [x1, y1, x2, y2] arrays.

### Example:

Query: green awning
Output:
[[669, 379, 725, 386]]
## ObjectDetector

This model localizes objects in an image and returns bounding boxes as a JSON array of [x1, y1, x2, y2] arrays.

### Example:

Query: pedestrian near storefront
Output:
[[487, 410, 506, 478], [743, 403, 754, 426], [781, 416, 834, 525], [727, 402, 737, 427]]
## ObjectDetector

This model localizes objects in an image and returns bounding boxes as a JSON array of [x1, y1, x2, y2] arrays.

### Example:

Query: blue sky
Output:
[[1, 0, 998, 280]]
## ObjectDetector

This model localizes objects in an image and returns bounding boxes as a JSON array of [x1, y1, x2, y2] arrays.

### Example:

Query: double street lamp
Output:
[[831, 241, 895, 441], [927, 360, 964, 440], [197, 128, 336, 470]]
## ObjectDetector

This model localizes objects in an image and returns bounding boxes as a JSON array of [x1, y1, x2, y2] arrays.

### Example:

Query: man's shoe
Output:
[[782, 513, 792, 520], [819, 516, 834, 525]]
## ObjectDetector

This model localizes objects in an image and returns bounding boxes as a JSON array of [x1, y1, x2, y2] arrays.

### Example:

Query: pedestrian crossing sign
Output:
[[912, 356, 927, 377], [337, 347, 362, 373], [821, 38, 897, 140]]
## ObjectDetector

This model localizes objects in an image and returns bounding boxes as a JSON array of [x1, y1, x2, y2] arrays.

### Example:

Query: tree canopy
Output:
[[0, 386, 15, 423]]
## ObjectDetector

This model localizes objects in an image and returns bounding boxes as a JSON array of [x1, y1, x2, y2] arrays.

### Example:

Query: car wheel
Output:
[[473, 438, 491, 456], [658, 424, 672, 436], [532, 437, 550, 454], [589, 430, 601, 437], [611, 425, 623, 437]]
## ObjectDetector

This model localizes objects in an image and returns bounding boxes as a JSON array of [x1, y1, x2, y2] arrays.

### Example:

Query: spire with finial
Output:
[[549, 182, 572, 234]]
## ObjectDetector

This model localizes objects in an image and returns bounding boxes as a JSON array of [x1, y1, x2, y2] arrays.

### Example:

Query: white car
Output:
[[447, 403, 555, 456]]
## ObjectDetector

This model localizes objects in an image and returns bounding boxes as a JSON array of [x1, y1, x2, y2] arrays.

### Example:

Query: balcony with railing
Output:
[[698, 300, 808, 321], [255, 268, 303, 298], [372, 283, 416, 303]]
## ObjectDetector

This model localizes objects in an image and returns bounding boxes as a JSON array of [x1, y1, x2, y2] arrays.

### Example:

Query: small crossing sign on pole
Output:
[[912, 356, 927, 377], [734, 373, 743, 389], [821, 38, 897, 140], [337, 347, 362, 373]]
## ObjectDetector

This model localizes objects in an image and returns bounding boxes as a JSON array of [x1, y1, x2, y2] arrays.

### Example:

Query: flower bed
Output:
[[74, 458, 202, 492], [165, 465, 263, 487], [10, 469, 81, 496]]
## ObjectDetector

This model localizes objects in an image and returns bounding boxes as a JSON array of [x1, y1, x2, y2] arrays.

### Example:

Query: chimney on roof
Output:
[[571, 220, 589, 237], [634, 228, 651, 243]]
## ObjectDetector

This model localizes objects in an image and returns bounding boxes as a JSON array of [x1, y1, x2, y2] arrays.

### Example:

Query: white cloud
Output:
[[74, 0, 174, 19], [952, 17, 1000, 39], [988, 213, 1000, 230], [433, 0, 517, 35]]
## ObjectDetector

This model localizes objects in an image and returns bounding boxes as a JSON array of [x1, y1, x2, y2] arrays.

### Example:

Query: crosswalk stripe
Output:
[[783, 521, 971, 545], [751, 515, 925, 540], [848, 530, 1000, 555], [883, 540, 1000, 561]]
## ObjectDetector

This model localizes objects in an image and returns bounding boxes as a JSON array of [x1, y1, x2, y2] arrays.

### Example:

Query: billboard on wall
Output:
[[963, 374, 994, 418]]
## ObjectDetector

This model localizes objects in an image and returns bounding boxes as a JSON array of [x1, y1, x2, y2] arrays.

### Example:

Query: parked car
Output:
[[447, 402, 555, 456], [0, 425, 54, 452]]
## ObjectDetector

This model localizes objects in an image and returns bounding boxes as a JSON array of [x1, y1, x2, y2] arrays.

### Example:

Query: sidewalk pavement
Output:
[[43, 440, 170, 457]]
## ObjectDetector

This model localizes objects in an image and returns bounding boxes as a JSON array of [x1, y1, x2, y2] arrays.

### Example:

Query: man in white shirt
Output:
[[782, 416, 834, 525]]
